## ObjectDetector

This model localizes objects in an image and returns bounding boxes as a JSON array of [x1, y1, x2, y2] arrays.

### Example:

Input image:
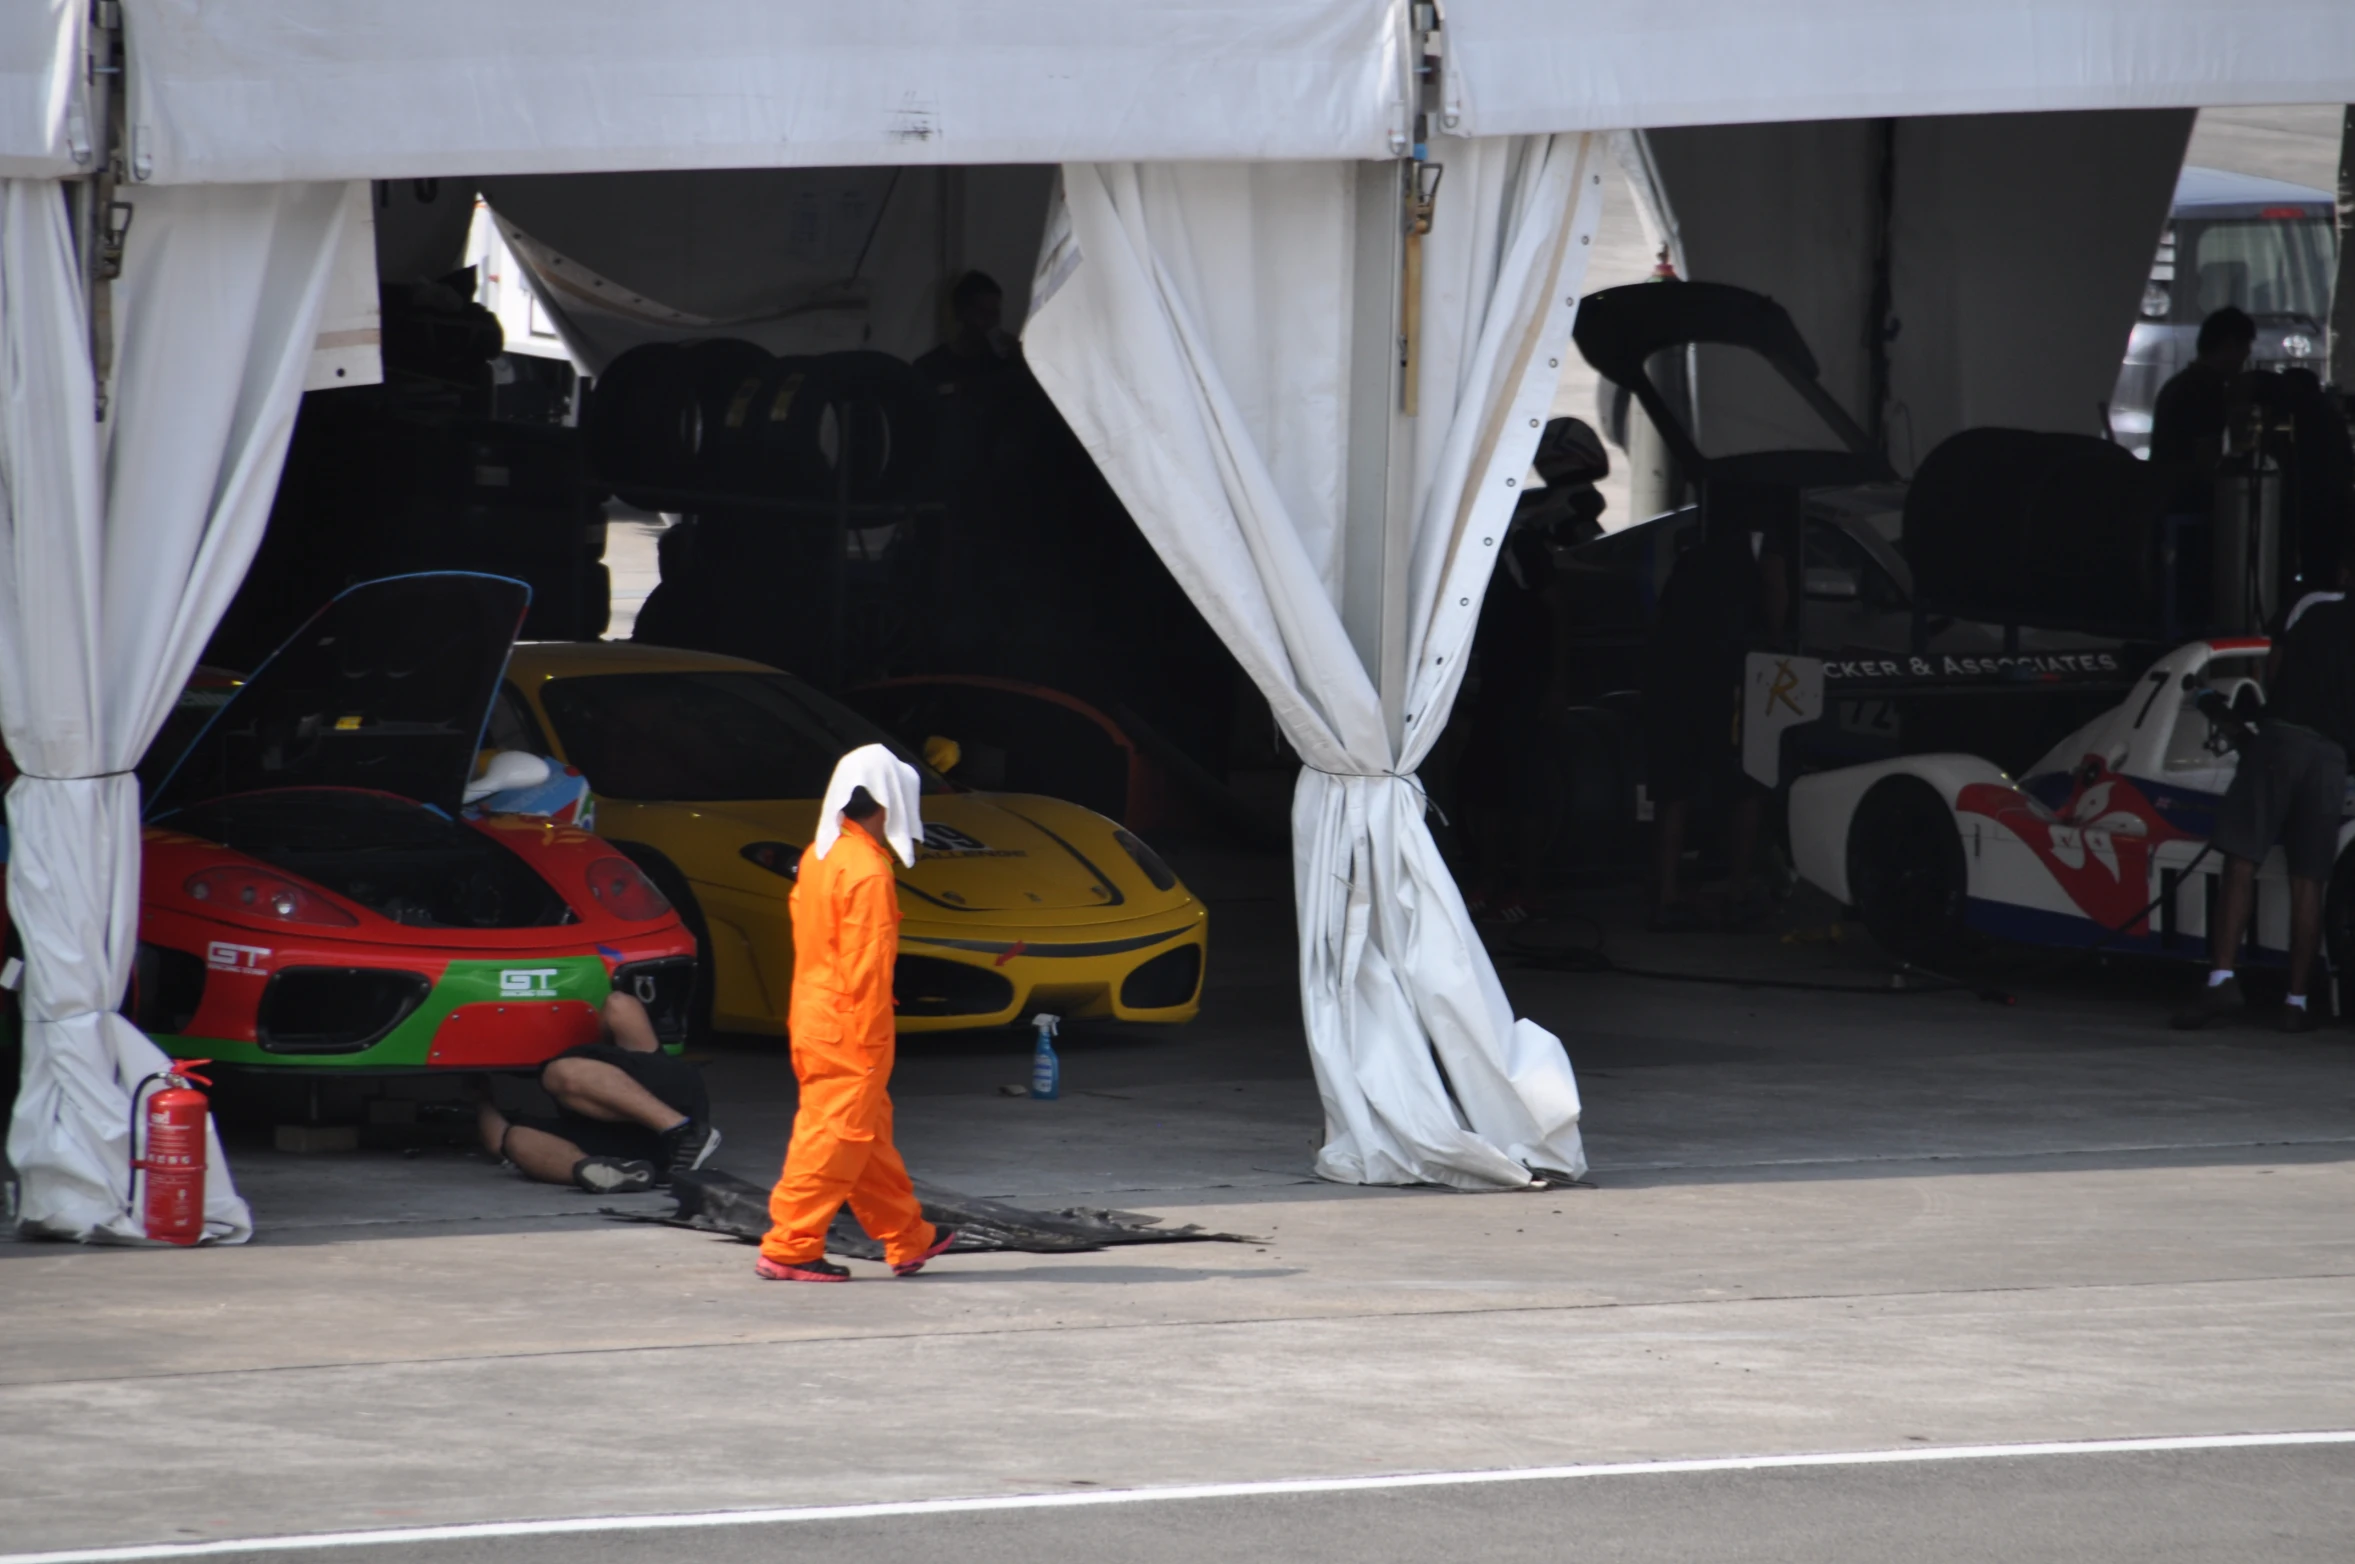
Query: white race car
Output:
[[1788, 637, 2353, 965]]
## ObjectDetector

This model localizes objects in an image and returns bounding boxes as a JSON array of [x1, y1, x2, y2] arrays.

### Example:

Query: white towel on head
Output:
[[814, 743, 923, 867]]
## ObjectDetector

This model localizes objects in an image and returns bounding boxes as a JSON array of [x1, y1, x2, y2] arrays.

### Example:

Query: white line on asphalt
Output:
[[1607, 1135, 2355, 1173], [10, 1430, 2354, 1563]]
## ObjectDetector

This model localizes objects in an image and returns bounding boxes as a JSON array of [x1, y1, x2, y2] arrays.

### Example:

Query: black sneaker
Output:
[[573, 1156, 657, 1194], [659, 1120, 721, 1176], [2281, 1003, 2317, 1034], [755, 1254, 851, 1282], [2170, 976, 2244, 1030]]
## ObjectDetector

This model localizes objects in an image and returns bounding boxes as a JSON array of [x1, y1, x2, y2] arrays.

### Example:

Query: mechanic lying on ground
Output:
[[2175, 548, 2355, 1034], [474, 991, 721, 1192]]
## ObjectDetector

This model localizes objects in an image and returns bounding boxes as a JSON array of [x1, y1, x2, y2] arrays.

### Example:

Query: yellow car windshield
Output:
[[539, 671, 946, 802]]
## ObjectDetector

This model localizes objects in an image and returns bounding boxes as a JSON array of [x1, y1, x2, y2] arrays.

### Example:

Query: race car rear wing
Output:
[[1741, 648, 2138, 789]]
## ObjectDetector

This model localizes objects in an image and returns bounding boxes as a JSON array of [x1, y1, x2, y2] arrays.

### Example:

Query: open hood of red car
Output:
[[148, 573, 530, 820]]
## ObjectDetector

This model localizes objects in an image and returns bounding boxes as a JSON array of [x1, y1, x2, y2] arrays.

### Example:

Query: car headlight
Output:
[[741, 841, 802, 881], [584, 857, 671, 921], [1112, 829, 1177, 892], [184, 867, 359, 927]]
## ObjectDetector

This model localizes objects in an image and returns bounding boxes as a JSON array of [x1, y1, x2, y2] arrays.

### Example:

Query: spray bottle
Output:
[[1029, 1013, 1061, 1100]]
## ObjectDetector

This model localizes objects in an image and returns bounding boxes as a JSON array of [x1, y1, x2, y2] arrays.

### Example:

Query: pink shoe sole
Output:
[[892, 1231, 958, 1277], [755, 1256, 849, 1282]]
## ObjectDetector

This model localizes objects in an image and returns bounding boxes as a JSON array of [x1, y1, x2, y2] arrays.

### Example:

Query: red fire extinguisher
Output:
[[129, 1060, 212, 1246]]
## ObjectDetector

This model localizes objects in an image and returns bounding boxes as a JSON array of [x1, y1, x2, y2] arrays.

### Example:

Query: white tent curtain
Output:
[[1026, 134, 1603, 1189], [1, 176, 355, 1242]]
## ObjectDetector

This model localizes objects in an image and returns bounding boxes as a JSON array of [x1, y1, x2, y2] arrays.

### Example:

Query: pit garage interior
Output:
[[5, 8, 2355, 1552]]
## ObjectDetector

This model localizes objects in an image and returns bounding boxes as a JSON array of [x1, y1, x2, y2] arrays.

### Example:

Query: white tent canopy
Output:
[[1441, 0, 2355, 137], [4, 2, 2353, 1236], [117, 0, 1409, 183], [0, 3, 2339, 183], [0, 2, 88, 179]]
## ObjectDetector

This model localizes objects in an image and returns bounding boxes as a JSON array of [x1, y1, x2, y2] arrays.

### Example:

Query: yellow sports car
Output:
[[492, 642, 1207, 1036]]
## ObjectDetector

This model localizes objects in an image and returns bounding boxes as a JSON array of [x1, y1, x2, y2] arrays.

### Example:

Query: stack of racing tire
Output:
[[586, 341, 939, 682], [583, 340, 936, 511]]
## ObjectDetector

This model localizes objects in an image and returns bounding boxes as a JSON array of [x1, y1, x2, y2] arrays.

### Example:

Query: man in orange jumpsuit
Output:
[[757, 745, 957, 1282]]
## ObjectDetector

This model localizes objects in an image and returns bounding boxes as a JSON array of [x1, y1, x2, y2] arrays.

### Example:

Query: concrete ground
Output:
[[128, 1444, 2355, 1564], [3, 841, 2353, 1560]]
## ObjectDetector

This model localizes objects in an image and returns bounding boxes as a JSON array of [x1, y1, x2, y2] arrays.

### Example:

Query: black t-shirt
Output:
[[1468, 542, 1553, 718], [2149, 360, 2231, 470], [1646, 531, 1762, 700], [2268, 591, 2355, 753]]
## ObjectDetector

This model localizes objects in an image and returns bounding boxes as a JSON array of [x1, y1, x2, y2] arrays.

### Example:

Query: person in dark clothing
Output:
[[914, 270, 1022, 394], [2174, 553, 2355, 1032], [1458, 520, 1563, 920], [1456, 422, 1610, 919], [915, 270, 1045, 672], [2267, 368, 2355, 593], [474, 992, 720, 1192], [1644, 513, 1787, 929], [2150, 306, 2256, 494]]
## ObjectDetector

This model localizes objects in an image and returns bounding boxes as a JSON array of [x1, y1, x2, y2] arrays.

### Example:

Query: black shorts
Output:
[[2214, 721, 2348, 882], [503, 1112, 667, 1163], [506, 1042, 707, 1163]]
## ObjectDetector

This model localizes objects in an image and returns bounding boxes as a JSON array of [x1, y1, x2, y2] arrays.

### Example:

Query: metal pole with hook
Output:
[[71, 1, 132, 422]]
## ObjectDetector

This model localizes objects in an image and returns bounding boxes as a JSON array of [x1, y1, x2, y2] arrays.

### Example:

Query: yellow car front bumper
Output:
[[893, 902, 1209, 1031]]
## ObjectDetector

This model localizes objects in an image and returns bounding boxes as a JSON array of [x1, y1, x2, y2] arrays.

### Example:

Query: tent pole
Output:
[[1865, 118, 1897, 460], [1338, 1, 1431, 752], [2331, 106, 2355, 393], [1342, 158, 1415, 751], [74, 0, 126, 422]]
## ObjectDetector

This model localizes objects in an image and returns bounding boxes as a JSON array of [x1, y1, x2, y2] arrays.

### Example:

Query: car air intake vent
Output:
[[256, 968, 432, 1054], [612, 958, 697, 1045], [128, 943, 209, 1036], [893, 956, 1014, 1018], [1120, 945, 1203, 1011]]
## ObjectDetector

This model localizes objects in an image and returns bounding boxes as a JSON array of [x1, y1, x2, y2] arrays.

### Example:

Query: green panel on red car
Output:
[[156, 955, 615, 1069]]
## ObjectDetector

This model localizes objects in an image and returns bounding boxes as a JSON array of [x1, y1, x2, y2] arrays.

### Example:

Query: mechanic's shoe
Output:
[[1648, 902, 1705, 933], [660, 1119, 721, 1177], [2280, 1003, 2317, 1034], [572, 1156, 657, 1195], [2170, 977, 2244, 1030], [755, 1254, 851, 1283], [893, 1229, 959, 1277]]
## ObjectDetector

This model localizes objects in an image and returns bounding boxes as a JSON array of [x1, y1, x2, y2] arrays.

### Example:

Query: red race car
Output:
[[7, 573, 697, 1074]]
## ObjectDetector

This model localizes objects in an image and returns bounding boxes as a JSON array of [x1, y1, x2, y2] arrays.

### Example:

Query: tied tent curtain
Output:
[[1027, 134, 1604, 1188], [0, 177, 354, 1241]]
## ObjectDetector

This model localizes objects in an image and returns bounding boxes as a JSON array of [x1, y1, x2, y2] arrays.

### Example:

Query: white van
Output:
[[2109, 165, 2338, 456]]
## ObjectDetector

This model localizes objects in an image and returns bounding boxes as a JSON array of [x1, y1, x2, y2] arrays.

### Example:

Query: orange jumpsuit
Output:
[[760, 818, 938, 1268]]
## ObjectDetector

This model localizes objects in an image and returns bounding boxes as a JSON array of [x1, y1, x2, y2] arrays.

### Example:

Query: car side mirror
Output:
[[923, 735, 962, 775], [464, 749, 552, 803]]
